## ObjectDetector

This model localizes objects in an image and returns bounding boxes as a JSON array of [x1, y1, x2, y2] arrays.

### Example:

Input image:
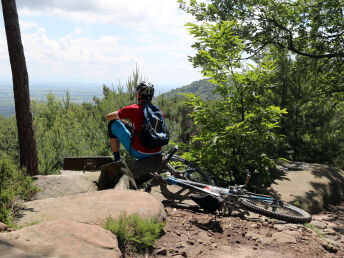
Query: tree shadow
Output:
[[269, 163, 344, 214], [190, 218, 223, 233], [161, 200, 202, 213], [16, 207, 35, 220], [289, 176, 344, 214], [270, 161, 309, 183]]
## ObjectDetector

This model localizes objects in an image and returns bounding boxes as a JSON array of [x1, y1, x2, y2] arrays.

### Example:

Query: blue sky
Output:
[[0, 0, 203, 91]]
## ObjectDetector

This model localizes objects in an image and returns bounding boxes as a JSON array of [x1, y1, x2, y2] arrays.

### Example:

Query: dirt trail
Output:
[[150, 202, 344, 258]]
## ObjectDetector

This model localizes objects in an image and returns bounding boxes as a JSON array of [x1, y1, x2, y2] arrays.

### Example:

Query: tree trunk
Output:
[[1, 0, 38, 176]]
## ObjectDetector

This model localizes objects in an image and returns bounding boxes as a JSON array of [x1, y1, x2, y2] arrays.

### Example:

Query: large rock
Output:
[[98, 156, 163, 190], [32, 171, 100, 200], [271, 162, 344, 214], [0, 218, 121, 258], [18, 189, 166, 227], [98, 161, 137, 190]]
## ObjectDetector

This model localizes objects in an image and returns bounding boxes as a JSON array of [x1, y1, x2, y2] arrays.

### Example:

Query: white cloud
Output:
[[74, 27, 82, 34], [19, 20, 38, 30], [17, 0, 190, 31], [13, 25, 198, 86], [0, 0, 201, 88]]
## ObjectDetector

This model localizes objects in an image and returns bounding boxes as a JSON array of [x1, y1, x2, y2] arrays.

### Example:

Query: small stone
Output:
[[186, 240, 194, 246], [322, 243, 338, 253], [181, 251, 188, 257], [0, 222, 8, 232], [262, 222, 268, 227], [268, 224, 274, 229], [156, 248, 167, 256], [253, 246, 258, 250], [266, 232, 273, 238], [235, 240, 241, 244], [324, 230, 336, 236]]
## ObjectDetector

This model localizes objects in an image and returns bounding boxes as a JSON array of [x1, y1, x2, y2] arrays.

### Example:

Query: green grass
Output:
[[304, 223, 325, 240], [12, 221, 40, 230], [105, 212, 166, 254]]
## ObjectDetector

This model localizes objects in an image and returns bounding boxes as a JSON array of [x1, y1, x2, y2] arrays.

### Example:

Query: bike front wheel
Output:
[[160, 155, 214, 201], [237, 197, 312, 223]]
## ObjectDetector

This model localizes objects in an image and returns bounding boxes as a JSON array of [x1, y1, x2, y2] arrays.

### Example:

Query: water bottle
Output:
[[204, 185, 228, 195]]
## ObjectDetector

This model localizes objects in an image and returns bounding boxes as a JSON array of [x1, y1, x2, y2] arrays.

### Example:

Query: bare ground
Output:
[[142, 201, 344, 258]]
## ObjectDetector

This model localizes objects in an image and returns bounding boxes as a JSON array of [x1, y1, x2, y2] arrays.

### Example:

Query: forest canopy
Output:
[[0, 0, 343, 186]]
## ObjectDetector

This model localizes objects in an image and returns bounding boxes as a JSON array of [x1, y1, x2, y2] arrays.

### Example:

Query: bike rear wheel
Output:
[[237, 197, 312, 223], [160, 155, 214, 201]]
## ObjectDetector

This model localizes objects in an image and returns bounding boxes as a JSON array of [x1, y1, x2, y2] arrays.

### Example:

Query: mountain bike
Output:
[[146, 146, 312, 224], [144, 146, 215, 201]]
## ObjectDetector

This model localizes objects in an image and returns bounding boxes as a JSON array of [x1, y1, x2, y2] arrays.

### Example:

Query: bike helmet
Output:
[[136, 81, 155, 100]]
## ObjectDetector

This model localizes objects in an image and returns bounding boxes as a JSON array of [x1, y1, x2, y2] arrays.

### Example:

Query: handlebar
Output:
[[166, 146, 178, 162]]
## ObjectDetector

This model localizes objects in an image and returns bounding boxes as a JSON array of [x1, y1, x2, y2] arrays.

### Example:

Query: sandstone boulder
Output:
[[32, 171, 99, 200], [18, 189, 166, 227], [98, 161, 137, 190], [271, 162, 344, 214], [0, 218, 121, 258]]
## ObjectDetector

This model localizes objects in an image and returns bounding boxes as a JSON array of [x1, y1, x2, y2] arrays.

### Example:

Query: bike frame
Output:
[[165, 176, 278, 203]]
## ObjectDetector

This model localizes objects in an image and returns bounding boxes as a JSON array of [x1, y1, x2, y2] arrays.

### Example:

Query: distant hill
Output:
[[163, 79, 220, 100]]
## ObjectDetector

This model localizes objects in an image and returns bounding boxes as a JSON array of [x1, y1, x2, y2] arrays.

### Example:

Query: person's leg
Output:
[[108, 120, 162, 160], [129, 148, 162, 160], [110, 138, 120, 152], [110, 138, 121, 161], [108, 120, 132, 160]]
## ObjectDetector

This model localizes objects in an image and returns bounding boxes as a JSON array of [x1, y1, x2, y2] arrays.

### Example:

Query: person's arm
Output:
[[106, 111, 129, 125], [106, 111, 119, 121]]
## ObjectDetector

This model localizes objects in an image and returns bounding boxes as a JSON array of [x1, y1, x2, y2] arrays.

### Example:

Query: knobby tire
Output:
[[160, 155, 214, 201], [237, 197, 312, 224]]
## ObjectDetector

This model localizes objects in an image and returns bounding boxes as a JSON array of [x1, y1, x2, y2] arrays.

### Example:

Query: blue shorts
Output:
[[109, 120, 161, 160]]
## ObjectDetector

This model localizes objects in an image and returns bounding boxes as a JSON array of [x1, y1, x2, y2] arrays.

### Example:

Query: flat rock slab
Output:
[[271, 163, 344, 214], [32, 171, 100, 200], [18, 189, 166, 227], [0, 218, 121, 258]]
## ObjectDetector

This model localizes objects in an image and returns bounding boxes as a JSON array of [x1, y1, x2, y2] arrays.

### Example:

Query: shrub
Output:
[[0, 157, 39, 226], [105, 213, 165, 254]]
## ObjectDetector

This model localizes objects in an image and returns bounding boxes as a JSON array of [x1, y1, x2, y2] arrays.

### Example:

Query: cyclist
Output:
[[106, 81, 163, 161]]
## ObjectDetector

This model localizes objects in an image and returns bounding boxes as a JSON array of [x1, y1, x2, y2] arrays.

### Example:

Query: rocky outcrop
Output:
[[0, 218, 121, 258], [272, 162, 344, 214], [18, 188, 165, 227], [32, 171, 100, 200]]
